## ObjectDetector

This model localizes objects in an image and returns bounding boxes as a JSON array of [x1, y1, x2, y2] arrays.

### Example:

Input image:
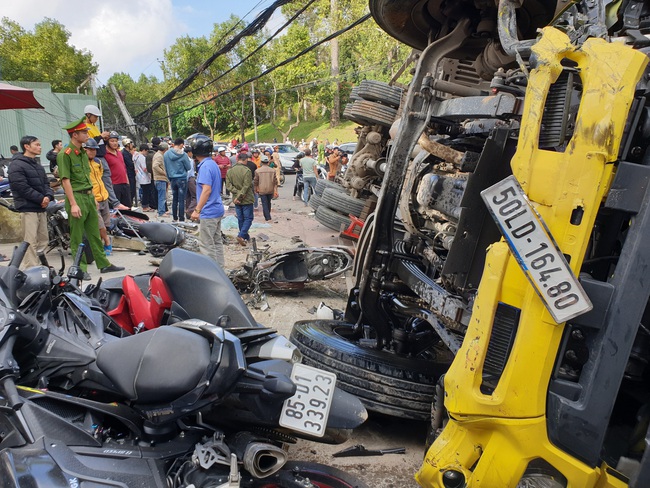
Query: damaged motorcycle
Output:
[[0, 242, 369, 487], [229, 240, 354, 310]]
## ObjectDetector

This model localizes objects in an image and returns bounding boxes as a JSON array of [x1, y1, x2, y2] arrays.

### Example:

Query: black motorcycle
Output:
[[0, 243, 369, 487]]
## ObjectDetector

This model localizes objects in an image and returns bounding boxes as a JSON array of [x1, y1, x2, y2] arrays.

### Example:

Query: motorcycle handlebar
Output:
[[73, 243, 85, 268], [1, 377, 23, 410], [8, 242, 30, 269]]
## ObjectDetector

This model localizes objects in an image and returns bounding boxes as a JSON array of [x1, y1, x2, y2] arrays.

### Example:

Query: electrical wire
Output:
[[137, 13, 372, 127], [136, 0, 294, 121], [168, 0, 318, 103]]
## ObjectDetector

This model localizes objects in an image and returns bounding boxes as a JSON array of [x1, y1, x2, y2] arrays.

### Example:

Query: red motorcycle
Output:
[[89, 247, 260, 335]]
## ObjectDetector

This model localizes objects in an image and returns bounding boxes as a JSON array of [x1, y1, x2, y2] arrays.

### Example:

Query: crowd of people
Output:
[[4, 103, 353, 273]]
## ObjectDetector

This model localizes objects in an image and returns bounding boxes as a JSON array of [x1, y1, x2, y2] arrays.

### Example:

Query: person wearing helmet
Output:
[[263, 148, 282, 188], [212, 146, 230, 196], [164, 138, 192, 222], [84, 138, 113, 256], [189, 135, 225, 267], [251, 148, 262, 168], [83, 104, 109, 160], [104, 131, 131, 207]]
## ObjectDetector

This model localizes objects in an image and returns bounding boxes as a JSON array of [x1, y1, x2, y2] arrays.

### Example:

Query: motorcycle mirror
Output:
[[37, 251, 49, 268], [67, 243, 86, 284], [216, 315, 231, 329], [57, 249, 65, 276]]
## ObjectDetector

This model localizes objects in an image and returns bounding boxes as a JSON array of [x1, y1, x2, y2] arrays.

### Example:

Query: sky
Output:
[[2, 0, 282, 86]]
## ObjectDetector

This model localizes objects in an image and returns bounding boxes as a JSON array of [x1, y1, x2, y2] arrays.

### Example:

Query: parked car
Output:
[[337, 142, 356, 155], [257, 143, 301, 173]]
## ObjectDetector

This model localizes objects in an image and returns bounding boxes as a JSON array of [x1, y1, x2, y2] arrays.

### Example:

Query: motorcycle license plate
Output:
[[279, 363, 336, 437], [481, 176, 592, 324]]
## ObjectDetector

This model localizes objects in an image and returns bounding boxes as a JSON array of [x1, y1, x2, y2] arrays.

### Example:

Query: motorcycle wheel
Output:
[[290, 320, 452, 421], [254, 461, 370, 488]]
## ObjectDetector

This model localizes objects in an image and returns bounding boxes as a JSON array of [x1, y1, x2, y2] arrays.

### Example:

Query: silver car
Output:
[[258, 143, 301, 173]]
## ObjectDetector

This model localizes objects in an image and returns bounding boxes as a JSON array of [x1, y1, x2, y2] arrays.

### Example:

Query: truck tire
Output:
[[308, 193, 322, 211], [347, 100, 397, 128], [315, 179, 345, 197], [315, 206, 351, 231], [321, 188, 366, 218], [357, 80, 403, 108], [290, 320, 451, 421], [343, 102, 367, 126]]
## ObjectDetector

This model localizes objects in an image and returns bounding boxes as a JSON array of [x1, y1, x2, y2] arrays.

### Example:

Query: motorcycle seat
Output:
[[137, 222, 184, 246], [96, 326, 211, 404], [46, 201, 65, 215]]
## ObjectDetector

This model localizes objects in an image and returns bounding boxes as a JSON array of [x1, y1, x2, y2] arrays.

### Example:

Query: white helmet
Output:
[[217, 146, 226, 152], [84, 104, 102, 116]]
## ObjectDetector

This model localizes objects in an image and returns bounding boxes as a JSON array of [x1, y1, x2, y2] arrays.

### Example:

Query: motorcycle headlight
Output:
[[60, 210, 68, 219]]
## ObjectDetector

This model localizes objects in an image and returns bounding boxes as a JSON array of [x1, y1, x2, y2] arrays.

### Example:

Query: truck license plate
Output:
[[481, 175, 592, 323], [279, 363, 336, 437]]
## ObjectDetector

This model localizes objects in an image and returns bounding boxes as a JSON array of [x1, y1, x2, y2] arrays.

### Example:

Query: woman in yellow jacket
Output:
[[84, 138, 113, 255]]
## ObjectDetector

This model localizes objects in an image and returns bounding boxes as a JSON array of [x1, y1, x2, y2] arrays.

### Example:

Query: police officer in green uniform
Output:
[[57, 118, 124, 280]]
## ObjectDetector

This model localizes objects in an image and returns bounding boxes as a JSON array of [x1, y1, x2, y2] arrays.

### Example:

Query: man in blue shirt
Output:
[[189, 135, 225, 267]]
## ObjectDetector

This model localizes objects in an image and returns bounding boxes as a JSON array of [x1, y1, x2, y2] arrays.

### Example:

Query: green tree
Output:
[[0, 17, 97, 92], [98, 72, 167, 142]]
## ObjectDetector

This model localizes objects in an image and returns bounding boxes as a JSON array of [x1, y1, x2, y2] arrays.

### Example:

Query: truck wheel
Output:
[[321, 188, 366, 218], [357, 80, 403, 109], [290, 320, 451, 421], [349, 86, 362, 101], [315, 179, 345, 197], [346, 100, 397, 128], [343, 103, 367, 126], [315, 206, 352, 232], [308, 193, 322, 211]]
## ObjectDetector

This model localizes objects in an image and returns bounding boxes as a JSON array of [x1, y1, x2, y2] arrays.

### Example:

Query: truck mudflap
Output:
[[417, 27, 648, 488]]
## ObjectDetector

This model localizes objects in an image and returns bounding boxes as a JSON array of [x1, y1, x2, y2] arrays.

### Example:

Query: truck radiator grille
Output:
[[481, 302, 520, 394]]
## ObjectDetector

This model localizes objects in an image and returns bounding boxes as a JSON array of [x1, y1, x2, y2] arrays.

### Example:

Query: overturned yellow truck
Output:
[[290, 0, 650, 486]]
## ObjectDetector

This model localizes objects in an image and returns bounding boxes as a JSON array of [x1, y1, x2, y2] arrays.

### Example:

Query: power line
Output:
[[169, 0, 318, 103], [138, 13, 372, 127], [136, 0, 294, 121]]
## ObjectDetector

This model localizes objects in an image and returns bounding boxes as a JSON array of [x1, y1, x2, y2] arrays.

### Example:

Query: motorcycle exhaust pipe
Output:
[[231, 432, 288, 478], [242, 441, 288, 478]]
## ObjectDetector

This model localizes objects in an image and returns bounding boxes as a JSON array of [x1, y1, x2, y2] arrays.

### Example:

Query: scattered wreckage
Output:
[[229, 239, 353, 309]]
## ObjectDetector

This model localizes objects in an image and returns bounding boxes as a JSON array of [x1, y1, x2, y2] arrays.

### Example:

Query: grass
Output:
[[218, 119, 358, 145]]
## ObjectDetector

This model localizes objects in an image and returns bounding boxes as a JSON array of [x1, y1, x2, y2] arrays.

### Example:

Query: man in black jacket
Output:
[[45, 139, 62, 172], [8, 135, 55, 269]]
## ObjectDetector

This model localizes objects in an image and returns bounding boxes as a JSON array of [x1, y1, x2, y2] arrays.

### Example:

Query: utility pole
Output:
[[166, 103, 173, 140], [330, 0, 340, 127], [251, 82, 258, 143], [158, 59, 173, 139], [110, 84, 139, 142]]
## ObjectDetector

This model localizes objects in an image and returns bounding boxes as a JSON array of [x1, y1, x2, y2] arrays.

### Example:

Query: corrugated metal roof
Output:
[[0, 80, 97, 166]]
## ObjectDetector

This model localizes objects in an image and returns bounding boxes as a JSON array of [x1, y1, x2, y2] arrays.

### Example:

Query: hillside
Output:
[[218, 119, 358, 145]]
